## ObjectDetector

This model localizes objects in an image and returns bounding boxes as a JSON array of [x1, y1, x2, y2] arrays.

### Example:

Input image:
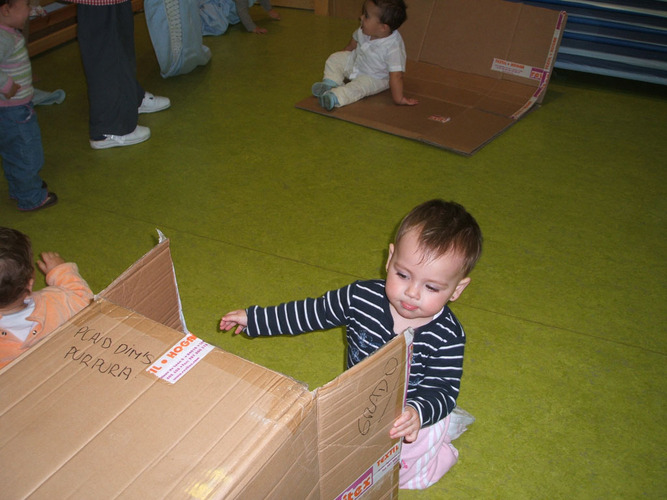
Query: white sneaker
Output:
[[138, 92, 171, 114], [90, 125, 151, 149]]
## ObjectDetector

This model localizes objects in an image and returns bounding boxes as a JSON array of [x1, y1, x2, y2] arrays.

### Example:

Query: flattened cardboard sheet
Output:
[[297, 0, 567, 155]]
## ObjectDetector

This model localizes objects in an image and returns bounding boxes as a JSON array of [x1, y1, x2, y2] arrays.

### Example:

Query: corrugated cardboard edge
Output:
[[510, 8, 567, 118]]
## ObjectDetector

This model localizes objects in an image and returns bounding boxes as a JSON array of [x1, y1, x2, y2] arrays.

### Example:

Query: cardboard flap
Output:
[[317, 333, 410, 499], [99, 236, 187, 333]]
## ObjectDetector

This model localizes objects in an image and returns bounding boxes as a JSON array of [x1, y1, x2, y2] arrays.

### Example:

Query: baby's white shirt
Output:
[[0, 298, 37, 342], [350, 27, 406, 81]]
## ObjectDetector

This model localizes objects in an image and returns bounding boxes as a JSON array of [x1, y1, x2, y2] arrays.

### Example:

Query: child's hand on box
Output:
[[37, 252, 65, 275], [390, 406, 420, 443], [220, 310, 248, 334]]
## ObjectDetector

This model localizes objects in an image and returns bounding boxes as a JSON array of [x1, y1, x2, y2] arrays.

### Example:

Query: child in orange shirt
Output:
[[0, 227, 93, 368]]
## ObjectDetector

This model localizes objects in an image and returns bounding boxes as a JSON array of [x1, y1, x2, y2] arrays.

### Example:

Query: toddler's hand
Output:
[[252, 27, 268, 34], [399, 96, 418, 106], [267, 8, 280, 20], [37, 252, 66, 275], [3, 82, 20, 99], [220, 310, 249, 334], [389, 406, 420, 443]]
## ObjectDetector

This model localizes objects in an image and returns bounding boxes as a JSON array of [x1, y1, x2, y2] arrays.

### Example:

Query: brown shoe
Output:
[[19, 192, 58, 212]]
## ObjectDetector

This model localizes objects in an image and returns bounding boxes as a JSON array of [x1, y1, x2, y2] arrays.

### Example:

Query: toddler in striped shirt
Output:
[[221, 199, 482, 489]]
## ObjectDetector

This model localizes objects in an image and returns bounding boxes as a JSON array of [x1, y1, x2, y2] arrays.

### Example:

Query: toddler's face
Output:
[[3, 0, 30, 29], [385, 229, 470, 326], [360, 0, 388, 39]]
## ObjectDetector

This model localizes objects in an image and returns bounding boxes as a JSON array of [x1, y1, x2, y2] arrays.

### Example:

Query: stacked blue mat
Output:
[[509, 0, 667, 85]]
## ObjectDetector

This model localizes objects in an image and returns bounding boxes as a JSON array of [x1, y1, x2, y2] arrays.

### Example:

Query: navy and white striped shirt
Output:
[[246, 279, 466, 427]]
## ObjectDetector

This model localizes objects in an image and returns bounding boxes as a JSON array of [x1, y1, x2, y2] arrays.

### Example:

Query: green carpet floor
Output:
[[2, 7, 666, 498]]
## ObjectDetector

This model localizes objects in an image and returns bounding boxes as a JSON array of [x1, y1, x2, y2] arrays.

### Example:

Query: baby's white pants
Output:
[[323, 51, 390, 107]]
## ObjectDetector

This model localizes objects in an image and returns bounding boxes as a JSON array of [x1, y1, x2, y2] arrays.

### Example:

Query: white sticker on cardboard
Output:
[[491, 58, 546, 81], [428, 115, 451, 124], [147, 334, 214, 383], [335, 442, 402, 500]]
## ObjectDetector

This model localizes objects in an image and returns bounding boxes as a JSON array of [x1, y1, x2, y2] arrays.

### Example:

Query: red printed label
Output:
[[147, 334, 214, 383]]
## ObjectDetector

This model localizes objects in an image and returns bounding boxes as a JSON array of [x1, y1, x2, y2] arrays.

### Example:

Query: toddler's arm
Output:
[[220, 309, 249, 334], [344, 38, 357, 51], [390, 406, 421, 442], [234, 0, 265, 33], [389, 71, 418, 106], [38, 257, 94, 315]]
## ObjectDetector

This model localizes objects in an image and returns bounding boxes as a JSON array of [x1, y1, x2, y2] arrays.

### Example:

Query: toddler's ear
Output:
[[449, 277, 471, 302], [385, 243, 395, 271], [27, 277, 34, 293]]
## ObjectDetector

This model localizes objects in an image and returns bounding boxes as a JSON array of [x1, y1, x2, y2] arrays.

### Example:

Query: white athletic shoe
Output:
[[90, 125, 151, 149], [138, 92, 171, 114]]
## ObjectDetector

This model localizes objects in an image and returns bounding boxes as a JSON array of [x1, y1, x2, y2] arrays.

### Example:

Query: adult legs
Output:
[[77, 2, 144, 140]]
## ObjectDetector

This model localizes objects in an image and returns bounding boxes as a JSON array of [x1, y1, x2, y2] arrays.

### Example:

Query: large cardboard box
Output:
[[297, 0, 567, 155], [0, 237, 412, 499]]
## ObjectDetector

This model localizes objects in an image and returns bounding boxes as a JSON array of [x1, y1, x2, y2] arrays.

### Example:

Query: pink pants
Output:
[[399, 414, 459, 490]]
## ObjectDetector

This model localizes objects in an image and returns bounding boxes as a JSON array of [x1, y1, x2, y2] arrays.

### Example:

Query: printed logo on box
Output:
[[335, 442, 402, 500], [147, 334, 214, 383]]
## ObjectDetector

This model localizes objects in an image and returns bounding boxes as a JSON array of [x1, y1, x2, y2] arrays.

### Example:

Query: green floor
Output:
[[3, 7, 666, 498]]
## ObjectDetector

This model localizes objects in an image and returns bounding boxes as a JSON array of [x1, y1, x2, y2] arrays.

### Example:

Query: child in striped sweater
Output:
[[221, 199, 482, 489]]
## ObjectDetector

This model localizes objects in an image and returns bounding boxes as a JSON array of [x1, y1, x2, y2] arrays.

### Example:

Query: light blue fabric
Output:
[[199, 0, 233, 35], [33, 88, 66, 106], [199, 0, 256, 36], [144, 0, 211, 78]]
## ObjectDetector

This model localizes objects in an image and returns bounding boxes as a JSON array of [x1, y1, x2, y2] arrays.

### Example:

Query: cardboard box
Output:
[[296, 0, 567, 155], [0, 237, 412, 499]]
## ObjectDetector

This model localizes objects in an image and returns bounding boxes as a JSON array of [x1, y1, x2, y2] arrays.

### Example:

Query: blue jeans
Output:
[[0, 103, 47, 210]]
